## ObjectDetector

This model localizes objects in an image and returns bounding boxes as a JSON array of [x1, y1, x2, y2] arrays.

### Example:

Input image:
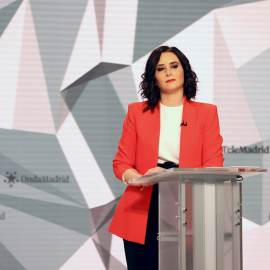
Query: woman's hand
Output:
[[144, 166, 166, 175], [122, 169, 142, 185], [122, 167, 165, 186]]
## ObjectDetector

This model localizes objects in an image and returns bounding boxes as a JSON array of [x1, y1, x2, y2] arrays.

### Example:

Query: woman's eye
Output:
[[171, 65, 178, 69], [157, 67, 164, 72]]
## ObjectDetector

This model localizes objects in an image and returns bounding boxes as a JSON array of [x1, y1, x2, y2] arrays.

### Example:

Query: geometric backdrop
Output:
[[0, 0, 269, 269]]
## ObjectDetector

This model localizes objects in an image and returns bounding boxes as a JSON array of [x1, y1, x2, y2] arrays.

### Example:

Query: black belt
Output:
[[157, 161, 179, 169]]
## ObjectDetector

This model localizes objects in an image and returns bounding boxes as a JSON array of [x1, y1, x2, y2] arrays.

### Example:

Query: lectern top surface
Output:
[[127, 167, 267, 186]]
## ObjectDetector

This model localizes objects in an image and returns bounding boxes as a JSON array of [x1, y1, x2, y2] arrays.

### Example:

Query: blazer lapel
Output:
[[139, 103, 160, 171], [179, 98, 193, 167]]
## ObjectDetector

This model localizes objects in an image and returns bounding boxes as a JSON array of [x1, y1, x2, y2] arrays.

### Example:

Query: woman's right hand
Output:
[[122, 169, 142, 185], [144, 166, 166, 175]]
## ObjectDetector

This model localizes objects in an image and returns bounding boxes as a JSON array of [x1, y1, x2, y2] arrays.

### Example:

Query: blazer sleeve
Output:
[[201, 105, 224, 167], [113, 104, 137, 180]]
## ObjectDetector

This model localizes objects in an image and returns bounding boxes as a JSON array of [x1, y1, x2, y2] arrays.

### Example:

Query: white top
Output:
[[158, 103, 183, 164]]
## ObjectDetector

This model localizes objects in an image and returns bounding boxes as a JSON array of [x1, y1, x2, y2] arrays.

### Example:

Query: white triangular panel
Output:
[[0, 0, 26, 129], [60, 238, 105, 270], [110, 234, 126, 267], [56, 113, 114, 208], [243, 221, 270, 270], [213, 16, 261, 146], [102, 0, 138, 65], [60, 0, 101, 91], [215, 1, 270, 69], [242, 217, 260, 233], [13, 0, 55, 134]]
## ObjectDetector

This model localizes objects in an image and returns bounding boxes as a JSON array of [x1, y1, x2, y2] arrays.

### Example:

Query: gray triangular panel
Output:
[[133, 0, 231, 62], [90, 197, 119, 235], [63, 62, 129, 90], [92, 222, 112, 269], [29, 0, 89, 129], [0, 129, 88, 207], [0, 194, 90, 235], [58, 82, 88, 130], [92, 238, 126, 270], [0, 242, 26, 270], [0, 0, 23, 36], [91, 198, 122, 269], [0, 152, 85, 207], [221, 0, 263, 8], [62, 82, 87, 111], [108, 254, 127, 270], [0, 205, 88, 270], [262, 137, 270, 224], [71, 75, 127, 198], [109, 66, 139, 112], [237, 48, 270, 140]]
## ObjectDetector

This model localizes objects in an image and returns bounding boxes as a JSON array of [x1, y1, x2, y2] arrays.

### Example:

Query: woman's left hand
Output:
[[144, 166, 166, 175]]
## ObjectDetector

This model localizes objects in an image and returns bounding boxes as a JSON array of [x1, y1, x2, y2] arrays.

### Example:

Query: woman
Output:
[[109, 46, 224, 269]]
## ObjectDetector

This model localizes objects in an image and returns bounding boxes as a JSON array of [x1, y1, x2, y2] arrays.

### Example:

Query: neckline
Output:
[[160, 103, 183, 109]]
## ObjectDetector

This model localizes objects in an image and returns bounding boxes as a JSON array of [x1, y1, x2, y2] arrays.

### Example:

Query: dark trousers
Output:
[[124, 184, 158, 270], [123, 162, 178, 270]]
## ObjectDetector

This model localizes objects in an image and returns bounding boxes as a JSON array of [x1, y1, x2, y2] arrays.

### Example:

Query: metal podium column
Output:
[[159, 179, 243, 270]]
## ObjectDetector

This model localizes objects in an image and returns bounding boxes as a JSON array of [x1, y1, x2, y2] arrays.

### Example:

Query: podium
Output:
[[128, 167, 267, 270]]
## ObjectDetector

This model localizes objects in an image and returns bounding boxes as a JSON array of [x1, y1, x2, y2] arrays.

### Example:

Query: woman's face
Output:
[[155, 52, 184, 95]]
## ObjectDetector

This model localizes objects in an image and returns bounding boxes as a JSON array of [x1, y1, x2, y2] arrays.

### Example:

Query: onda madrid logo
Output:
[[3, 171, 69, 187]]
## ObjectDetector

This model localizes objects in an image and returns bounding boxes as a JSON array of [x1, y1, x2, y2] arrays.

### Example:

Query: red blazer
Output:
[[109, 98, 224, 244]]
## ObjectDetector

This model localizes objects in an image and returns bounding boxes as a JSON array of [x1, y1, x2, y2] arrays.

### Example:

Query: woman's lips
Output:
[[166, 79, 175, 83]]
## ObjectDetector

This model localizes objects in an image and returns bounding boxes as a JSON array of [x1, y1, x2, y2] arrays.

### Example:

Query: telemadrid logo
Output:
[[3, 171, 69, 187], [223, 145, 269, 154]]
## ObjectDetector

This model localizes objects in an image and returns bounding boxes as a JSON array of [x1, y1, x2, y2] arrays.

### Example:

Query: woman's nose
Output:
[[166, 70, 171, 76]]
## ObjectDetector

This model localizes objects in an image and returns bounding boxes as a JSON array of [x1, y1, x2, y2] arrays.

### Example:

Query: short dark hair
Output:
[[139, 46, 198, 112]]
